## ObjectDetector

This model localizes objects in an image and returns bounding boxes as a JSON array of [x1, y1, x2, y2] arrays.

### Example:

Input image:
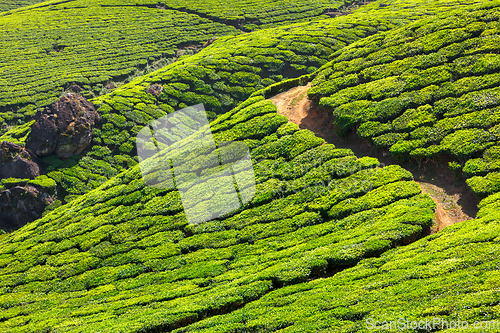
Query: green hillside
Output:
[[0, 0, 478, 129], [0, 95, 436, 332], [0, 0, 362, 128], [0, 8, 393, 204], [0, 0, 46, 12], [1, 0, 500, 332], [0, 0, 480, 205], [0, 0, 237, 125], [173, 205, 500, 332], [309, 2, 500, 201]]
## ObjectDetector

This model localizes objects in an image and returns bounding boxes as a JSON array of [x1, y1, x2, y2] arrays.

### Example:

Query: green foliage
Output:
[[0, 0, 48, 12], [310, 2, 500, 197], [174, 212, 500, 333], [0, 120, 34, 145], [26, 175, 57, 195], [25, 5, 415, 204], [441, 128, 496, 157], [0, 0, 240, 125], [0, 88, 434, 333], [0, 1, 497, 332]]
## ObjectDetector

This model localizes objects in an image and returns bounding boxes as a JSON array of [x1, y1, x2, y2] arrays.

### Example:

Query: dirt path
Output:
[[418, 182, 472, 233], [270, 83, 338, 142], [270, 84, 476, 233]]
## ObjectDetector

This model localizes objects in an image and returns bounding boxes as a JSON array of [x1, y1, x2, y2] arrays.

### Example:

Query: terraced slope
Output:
[[0, 0, 238, 125], [0, 95, 435, 332], [10, 13, 394, 203], [0, 0, 478, 129], [173, 203, 500, 332], [0, 0, 480, 205], [0, 0, 364, 127], [1, 1, 499, 332], [309, 2, 500, 201], [93, 15, 390, 118], [157, 0, 352, 31], [0, 0, 45, 12]]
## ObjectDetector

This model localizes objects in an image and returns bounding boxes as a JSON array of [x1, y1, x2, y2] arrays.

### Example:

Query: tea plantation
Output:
[[0, 94, 437, 332], [0, 0, 480, 204], [156, 0, 351, 31], [0, 0, 46, 12], [0, 0, 366, 128], [1, 0, 500, 332], [0, 0, 242, 125], [172, 205, 500, 332], [4, 8, 394, 203], [309, 1, 500, 203], [0, 0, 478, 130]]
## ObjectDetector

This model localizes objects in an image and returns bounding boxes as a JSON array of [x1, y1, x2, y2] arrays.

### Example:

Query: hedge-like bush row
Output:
[[309, 2, 500, 198], [172, 206, 500, 333], [0, 90, 434, 332]]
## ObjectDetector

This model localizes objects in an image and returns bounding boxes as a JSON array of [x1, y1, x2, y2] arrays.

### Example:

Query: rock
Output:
[[0, 141, 40, 179], [68, 84, 83, 93], [0, 185, 54, 231], [27, 110, 58, 156], [105, 82, 116, 90], [145, 84, 163, 98], [26, 93, 100, 158]]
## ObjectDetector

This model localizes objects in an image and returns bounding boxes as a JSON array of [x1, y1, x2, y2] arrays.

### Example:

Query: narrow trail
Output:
[[418, 182, 472, 233], [270, 83, 337, 142], [270, 84, 476, 233]]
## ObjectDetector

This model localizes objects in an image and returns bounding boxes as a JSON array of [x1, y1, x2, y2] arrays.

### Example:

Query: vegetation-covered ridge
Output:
[[0, 0, 480, 206], [0, 94, 435, 332], [0, 0, 478, 130], [0, 0, 240, 126], [0, 0, 47, 13], [0, 0, 499, 332], [5, 9, 396, 205], [309, 1, 500, 201], [171, 199, 500, 332], [0, 0, 365, 128]]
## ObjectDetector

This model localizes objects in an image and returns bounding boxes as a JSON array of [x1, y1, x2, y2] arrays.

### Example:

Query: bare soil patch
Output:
[[418, 182, 473, 233], [270, 84, 477, 233], [270, 83, 337, 142]]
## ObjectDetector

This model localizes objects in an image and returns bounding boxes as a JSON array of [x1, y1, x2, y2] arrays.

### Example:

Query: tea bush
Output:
[[0, 90, 435, 333], [309, 2, 500, 198]]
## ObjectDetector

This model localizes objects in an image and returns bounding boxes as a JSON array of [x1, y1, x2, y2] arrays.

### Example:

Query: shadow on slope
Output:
[[270, 84, 478, 229]]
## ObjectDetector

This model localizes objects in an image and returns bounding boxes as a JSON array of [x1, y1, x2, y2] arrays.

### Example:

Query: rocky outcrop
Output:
[[67, 84, 83, 93], [0, 184, 54, 231], [145, 83, 163, 98], [26, 93, 100, 158], [27, 110, 58, 156], [0, 141, 40, 179], [105, 82, 116, 90]]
